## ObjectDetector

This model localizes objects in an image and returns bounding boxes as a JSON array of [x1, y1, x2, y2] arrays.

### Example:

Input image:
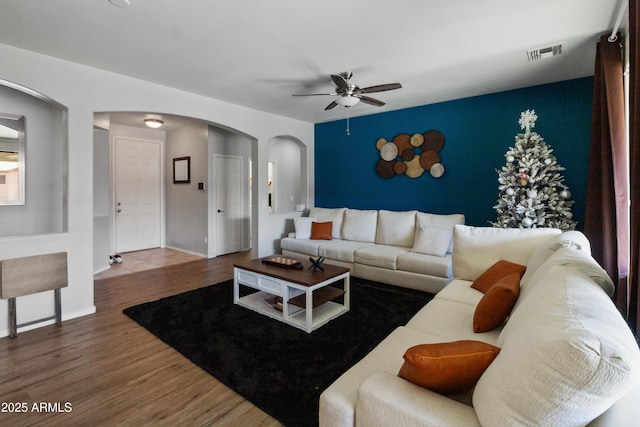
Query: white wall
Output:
[[166, 122, 208, 256], [93, 127, 110, 273], [0, 42, 314, 337]]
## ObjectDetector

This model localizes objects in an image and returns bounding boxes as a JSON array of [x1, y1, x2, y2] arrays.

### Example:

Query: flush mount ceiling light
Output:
[[109, 0, 131, 7], [144, 118, 164, 128]]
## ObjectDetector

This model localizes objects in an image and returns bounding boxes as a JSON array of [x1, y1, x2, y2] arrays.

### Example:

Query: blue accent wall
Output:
[[315, 77, 593, 228]]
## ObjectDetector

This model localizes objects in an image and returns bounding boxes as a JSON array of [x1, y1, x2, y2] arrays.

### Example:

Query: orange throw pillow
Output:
[[310, 221, 332, 240], [473, 272, 520, 332], [398, 340, 501, 394], [471, 260, 526, 293]]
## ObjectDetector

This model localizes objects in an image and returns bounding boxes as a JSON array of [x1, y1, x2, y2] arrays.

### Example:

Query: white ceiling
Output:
[[0, 0, 626, 125]]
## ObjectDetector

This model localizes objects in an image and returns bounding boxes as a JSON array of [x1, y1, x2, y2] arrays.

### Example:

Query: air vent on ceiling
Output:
[[527, 44, 563, 61]]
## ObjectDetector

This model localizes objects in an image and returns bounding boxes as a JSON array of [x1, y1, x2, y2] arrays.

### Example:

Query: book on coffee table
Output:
[[263, 295, 283, 311]]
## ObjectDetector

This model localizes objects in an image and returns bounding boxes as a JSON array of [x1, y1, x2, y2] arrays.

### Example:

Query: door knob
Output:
[[217, 209, 224, 213], [117, 209, 122, 213]]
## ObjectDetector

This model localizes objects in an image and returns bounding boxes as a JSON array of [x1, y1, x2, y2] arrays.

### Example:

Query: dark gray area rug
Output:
[[123, 278, 432, 427]]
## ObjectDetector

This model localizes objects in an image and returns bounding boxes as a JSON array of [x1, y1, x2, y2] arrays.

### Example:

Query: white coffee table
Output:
[[233, 256, 350, 333]]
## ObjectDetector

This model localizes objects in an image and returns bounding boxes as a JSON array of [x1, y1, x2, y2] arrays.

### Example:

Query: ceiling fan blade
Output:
[[324, 101, 338, 110], [358, 95, 386, 107], [358, 83, 402, 94], [331, 74, 349, 90], [292, 93, 335, 96]]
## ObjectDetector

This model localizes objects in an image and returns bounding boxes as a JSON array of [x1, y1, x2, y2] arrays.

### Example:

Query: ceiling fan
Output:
[[293, 71, 402, 110]]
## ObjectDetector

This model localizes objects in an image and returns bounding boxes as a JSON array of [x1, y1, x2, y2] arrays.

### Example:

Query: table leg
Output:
[[306, 289, 313, 333], [8, 297, 17, 338], [343, 275, 350, 311]]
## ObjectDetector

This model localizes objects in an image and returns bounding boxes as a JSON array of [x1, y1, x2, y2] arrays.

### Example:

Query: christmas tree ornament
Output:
[[492, 110, 576, 231], [518, 171, 529, 186]]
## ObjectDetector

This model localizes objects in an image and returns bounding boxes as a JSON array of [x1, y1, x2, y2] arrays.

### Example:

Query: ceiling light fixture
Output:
[[109, 0, 131, 7], [335, 95, 360, 107], [144, 118, 164, 128]]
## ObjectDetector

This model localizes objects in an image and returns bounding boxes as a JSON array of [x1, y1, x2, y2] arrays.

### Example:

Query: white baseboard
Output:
[[0, 306, 97, 338], [164, 245, 207, 258]]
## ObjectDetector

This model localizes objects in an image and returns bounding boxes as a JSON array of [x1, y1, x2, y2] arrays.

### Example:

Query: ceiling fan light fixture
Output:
[[144, 118, 164, 128], [336, 95, 360, 107], [109, 0, 131, 7]]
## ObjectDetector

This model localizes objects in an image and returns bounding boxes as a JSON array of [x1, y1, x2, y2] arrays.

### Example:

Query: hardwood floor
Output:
[[0, 250, 284, 426]]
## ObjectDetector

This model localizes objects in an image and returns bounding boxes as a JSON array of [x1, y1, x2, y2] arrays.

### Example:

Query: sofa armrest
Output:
[[356, 372, 481, 427], [587, 383, 640, 426]]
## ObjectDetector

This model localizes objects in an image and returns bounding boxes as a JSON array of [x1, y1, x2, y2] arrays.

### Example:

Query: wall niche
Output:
[[268, 136, 307, 214], [0, 82, 67, 236]]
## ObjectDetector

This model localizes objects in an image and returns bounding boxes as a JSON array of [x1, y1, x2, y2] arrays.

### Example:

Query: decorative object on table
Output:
[[375, 130, 446, 179], [261, 256, 303, 269], [309, 256, 325, 272], [492, 110, 576, 230]]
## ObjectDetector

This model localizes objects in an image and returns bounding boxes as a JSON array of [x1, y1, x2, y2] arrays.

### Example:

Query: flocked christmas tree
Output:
[[493, 110, 577, 230]]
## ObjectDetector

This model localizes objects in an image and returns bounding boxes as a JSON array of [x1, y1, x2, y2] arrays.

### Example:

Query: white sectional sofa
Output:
[[281, 207, 465, 294], [319, 225, 640, 427]]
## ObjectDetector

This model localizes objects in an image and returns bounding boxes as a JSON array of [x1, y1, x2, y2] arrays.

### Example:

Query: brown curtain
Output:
[[630, 0, 639, 338], [584, 34, 629, 314]]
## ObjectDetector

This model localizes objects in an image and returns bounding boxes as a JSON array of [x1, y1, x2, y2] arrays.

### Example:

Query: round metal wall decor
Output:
[[375, 130, 446, 179]]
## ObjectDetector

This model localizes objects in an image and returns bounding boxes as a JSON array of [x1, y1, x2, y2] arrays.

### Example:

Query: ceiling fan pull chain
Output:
[[346, 109, 351, 135]]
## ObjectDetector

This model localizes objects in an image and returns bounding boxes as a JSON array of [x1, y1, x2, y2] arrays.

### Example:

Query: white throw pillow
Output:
[[342, 209, 378, 243], [375, 210, 417, 247], [416, 212, 465, 253], [293, 216, 316, 239], [309, 207, 346, 239], [411, 227, 452, 257]]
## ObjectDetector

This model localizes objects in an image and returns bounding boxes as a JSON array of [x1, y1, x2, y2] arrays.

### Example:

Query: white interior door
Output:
[[114, 137, 161, 253], [215, 155, 243, 255]]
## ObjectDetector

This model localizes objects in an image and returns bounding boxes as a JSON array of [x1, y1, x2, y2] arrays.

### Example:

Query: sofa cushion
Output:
[[356, 372, 482, 427], [453, 225, 561, 281], [521, 230, 591, 286], [412, 226, 453, 257], [280, 236, 330, 257], [311, 221, 333, 240], [398, 340, 501, 394], [310, 207, 346, 239], [293, 216, 316, 239], [375, 210, 417, 247], [416, 212, 465, 253], [473, 273, 520, 333], [319, 240, 374, 263], [434, 279, 483, 306], [471, 260, 526, 293], [355, 245, 408, 270], [406, 299, 502, 345], [342, 209, 378, 243], [396, 252, 452, 278], [473, 262, 640, 426], [319, 326, 455, 427]]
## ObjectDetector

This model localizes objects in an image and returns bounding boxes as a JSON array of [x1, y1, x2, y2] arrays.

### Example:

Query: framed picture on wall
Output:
[[173, 156, 190, 184]]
